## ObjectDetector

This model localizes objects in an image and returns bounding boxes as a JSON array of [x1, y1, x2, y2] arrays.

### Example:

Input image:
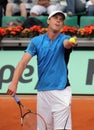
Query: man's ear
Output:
[[47, 19, 49, 25]]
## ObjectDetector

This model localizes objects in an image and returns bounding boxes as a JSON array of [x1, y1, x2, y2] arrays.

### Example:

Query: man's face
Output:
[[47, 14, 64, 32]]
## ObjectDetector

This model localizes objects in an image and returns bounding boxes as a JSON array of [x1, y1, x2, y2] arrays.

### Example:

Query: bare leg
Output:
[[5, 3, 13, 16], [19, 3, 27, 18]]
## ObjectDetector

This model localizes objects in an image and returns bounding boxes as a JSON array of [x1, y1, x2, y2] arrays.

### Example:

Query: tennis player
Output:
[[7, 10, 78, 130]]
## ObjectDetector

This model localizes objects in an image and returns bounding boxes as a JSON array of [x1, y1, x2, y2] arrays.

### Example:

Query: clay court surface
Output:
[[0, 95, 94, 130]]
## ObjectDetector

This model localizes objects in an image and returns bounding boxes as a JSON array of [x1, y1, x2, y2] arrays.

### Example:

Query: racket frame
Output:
[[13, 95, 47, 129]]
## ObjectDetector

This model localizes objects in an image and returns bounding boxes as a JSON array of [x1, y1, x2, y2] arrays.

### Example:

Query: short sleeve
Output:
[[25, 39, 37, 56]]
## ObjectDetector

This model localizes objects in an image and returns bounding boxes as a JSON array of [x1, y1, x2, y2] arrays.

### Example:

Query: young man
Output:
[[7, 10, 78, 130]]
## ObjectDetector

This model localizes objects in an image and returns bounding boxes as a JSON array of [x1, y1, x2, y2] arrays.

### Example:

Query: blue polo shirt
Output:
[[25, 33, 70, 91]]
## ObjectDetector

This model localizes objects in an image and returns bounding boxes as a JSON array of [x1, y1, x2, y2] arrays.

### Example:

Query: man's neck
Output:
[[47, 29, 60, 40]]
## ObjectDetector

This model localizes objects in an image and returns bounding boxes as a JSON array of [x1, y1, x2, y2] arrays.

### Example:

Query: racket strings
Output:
[[23, 113, 37, 130]]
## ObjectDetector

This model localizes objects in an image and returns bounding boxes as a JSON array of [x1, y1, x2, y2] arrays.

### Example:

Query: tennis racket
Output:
[[13, 95, 47, 130]]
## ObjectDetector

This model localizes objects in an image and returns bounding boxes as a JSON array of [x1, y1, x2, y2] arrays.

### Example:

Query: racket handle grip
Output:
[[13, 95, 20, 104]]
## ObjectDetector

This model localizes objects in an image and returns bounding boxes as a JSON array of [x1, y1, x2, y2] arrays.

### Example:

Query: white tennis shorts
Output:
[[37, 86, 72, 130]]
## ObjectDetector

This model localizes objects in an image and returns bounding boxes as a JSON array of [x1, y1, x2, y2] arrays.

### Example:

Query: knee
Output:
[[6, 3, 13, 11], [19, 3, 26, 10]]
